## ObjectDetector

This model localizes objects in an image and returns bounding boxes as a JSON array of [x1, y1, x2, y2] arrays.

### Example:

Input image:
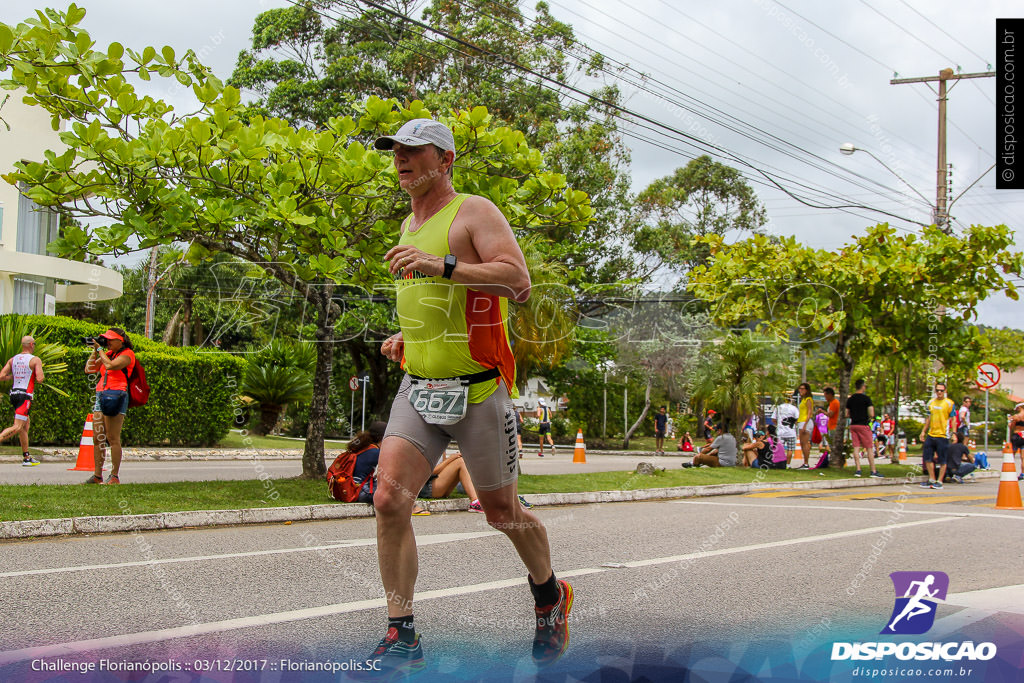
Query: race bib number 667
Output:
[[408, 377, 469, 425]]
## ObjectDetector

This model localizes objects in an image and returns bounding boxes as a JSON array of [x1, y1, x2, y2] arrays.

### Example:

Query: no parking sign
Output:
[[975, 363, 1000, 390]]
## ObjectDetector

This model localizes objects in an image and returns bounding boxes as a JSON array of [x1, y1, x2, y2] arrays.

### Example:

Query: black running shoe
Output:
[[355, 627, 425, 680], [533, 579, 573, 666]]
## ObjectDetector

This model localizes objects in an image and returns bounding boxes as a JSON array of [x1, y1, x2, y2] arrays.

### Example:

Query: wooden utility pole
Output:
[[890, 69, 995, 233]]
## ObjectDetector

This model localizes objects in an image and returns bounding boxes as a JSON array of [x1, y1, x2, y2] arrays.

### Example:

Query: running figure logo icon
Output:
[[881, 571, 949, 635]]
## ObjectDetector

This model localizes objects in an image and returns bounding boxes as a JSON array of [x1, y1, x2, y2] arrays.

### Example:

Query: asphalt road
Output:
[[0, 451, 695, 484], [0, 479, 1021, 681]]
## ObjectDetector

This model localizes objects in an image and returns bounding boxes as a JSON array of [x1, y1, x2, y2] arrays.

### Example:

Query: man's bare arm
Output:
[[384, 197, 531, 302]]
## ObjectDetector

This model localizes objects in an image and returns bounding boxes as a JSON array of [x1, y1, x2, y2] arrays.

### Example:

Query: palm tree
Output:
[[240, 365, 314, 435], [511, 237, 576, 383], [688, 332, 792, 439], [240, 339, 316, 435]]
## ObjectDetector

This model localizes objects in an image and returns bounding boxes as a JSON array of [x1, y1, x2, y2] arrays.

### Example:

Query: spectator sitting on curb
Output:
[[349, 421, 387, 504], [690, 421, 736, 467], [945, 432, 977, 484], [417, 452, 482, 513]]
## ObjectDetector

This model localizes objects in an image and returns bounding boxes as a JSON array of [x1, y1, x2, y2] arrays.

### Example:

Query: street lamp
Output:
[[838, 143, 935, 210]]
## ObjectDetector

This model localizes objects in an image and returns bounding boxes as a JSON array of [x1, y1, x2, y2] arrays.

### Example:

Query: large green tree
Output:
[[687, 332, 792, 442], [689, 223, 1023, 464], [633, 155, 767, 275], [1, 6, 592, 477], [229, 0, 634, 284]]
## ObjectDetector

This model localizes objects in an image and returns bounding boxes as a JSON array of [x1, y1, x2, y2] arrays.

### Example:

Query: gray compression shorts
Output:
[[384, 375, 518, 492]]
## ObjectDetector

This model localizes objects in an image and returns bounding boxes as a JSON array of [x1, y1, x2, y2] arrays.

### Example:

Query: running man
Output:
[[0, 336, 44, 466], [368, 118, 572, 676], [888, 574, 940, 632], [536, 398, 555, 456]]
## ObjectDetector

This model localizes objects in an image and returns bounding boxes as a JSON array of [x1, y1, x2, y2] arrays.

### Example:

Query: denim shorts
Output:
[[94, 390, 129, 416]]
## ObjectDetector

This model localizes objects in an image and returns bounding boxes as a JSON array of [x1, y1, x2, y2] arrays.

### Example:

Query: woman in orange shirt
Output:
[[84, 328, 136, 485]]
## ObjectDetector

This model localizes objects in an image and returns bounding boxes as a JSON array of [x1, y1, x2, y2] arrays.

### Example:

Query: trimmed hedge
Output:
[[3, 316, 245, 446]]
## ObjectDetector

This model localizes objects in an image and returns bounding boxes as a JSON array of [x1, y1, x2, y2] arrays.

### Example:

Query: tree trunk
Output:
[[161, 307, 182, 346], [622, 375, 653, 449], [831, 331, 855, 467], [181, 293, 193, 346], [257, 404, 282, 436], [302, 288, 338, 479]]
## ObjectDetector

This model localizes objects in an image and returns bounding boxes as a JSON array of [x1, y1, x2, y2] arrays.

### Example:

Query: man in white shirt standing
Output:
[[956, 398, 971, 440], [773, 395, 800, 468]]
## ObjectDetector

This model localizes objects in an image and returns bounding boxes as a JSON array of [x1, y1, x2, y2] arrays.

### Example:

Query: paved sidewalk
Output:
[[0, 471, 1002, 540], [0, 450, 694, 483]]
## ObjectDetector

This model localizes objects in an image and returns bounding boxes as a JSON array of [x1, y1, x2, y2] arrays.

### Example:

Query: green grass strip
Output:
[[0, 463, 923, 522]]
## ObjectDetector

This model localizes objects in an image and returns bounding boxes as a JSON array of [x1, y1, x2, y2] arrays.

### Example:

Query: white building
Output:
[[0, 91, 121, 314]]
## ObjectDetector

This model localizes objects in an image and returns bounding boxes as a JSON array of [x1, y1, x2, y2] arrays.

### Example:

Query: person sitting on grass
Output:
[[759, 425, 788, 470], [740, 430, 767, 468], [692, 421, 736, 467], [677, 432, 694, 452]]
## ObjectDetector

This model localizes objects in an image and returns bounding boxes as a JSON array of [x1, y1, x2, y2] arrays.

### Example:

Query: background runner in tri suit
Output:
[[0, 336, 44, 466]]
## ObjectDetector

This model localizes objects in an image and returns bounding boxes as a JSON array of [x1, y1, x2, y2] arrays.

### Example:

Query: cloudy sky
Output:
[[3, 0, 1023, 328]]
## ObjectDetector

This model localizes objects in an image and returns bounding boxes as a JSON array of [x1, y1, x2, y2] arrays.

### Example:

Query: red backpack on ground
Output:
[[327, 445, 375, 502]]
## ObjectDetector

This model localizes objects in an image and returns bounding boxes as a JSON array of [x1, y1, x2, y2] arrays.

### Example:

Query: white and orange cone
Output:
[[68, 414, 96, 472], [994, 442, 1023, 510], [573, 429, 587, 464]]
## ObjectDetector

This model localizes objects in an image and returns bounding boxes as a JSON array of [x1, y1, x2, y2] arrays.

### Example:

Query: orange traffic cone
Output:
[[68, 414, 96, 471], [573, 429, 586, 463], [994, 443, 1023, 510], [794, 441, 802, 465], [899, 440, 907, 461]]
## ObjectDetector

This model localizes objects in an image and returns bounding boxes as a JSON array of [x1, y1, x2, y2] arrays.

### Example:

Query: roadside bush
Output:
[[0, 316, 245, 446]]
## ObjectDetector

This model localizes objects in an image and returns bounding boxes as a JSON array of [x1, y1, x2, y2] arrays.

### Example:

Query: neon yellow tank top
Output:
[[395, 194, 518, 403]]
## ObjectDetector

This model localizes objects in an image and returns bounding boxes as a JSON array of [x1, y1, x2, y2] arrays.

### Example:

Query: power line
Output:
[[896, 0, 991, 67], [282, 0, 931, 227]]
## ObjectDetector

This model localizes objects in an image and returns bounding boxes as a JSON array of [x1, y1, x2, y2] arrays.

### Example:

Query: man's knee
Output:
[[483, 498, 526, 530], [373, 480, 417, 517]]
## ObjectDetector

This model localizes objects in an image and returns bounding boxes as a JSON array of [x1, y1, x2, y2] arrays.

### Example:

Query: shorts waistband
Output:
[[407, 367, 500, 384]]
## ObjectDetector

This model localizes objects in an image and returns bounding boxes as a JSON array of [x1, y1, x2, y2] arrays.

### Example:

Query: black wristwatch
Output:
[[442, 254, 457, 279]]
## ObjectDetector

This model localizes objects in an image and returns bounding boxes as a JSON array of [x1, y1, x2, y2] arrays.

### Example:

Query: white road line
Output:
[[943, 583, 1024, 616], [0, 531, 502, 579], [671, 499, 1024, 520], [617, 516, 955, 568], [0, 517, 958, 663]]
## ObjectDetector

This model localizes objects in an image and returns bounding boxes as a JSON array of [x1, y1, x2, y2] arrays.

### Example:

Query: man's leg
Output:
[[865, 442, 876, 472], [476, 482, 552, 581], [0, 421, 19, 443], [851, 446, 862, 472], [373, 436, 433, 619], [18, 416, 29, 452]]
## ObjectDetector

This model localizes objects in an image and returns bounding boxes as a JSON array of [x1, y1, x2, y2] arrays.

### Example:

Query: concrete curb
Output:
[[0, 447, 705, 463], [0, 471, 1003, 541]]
